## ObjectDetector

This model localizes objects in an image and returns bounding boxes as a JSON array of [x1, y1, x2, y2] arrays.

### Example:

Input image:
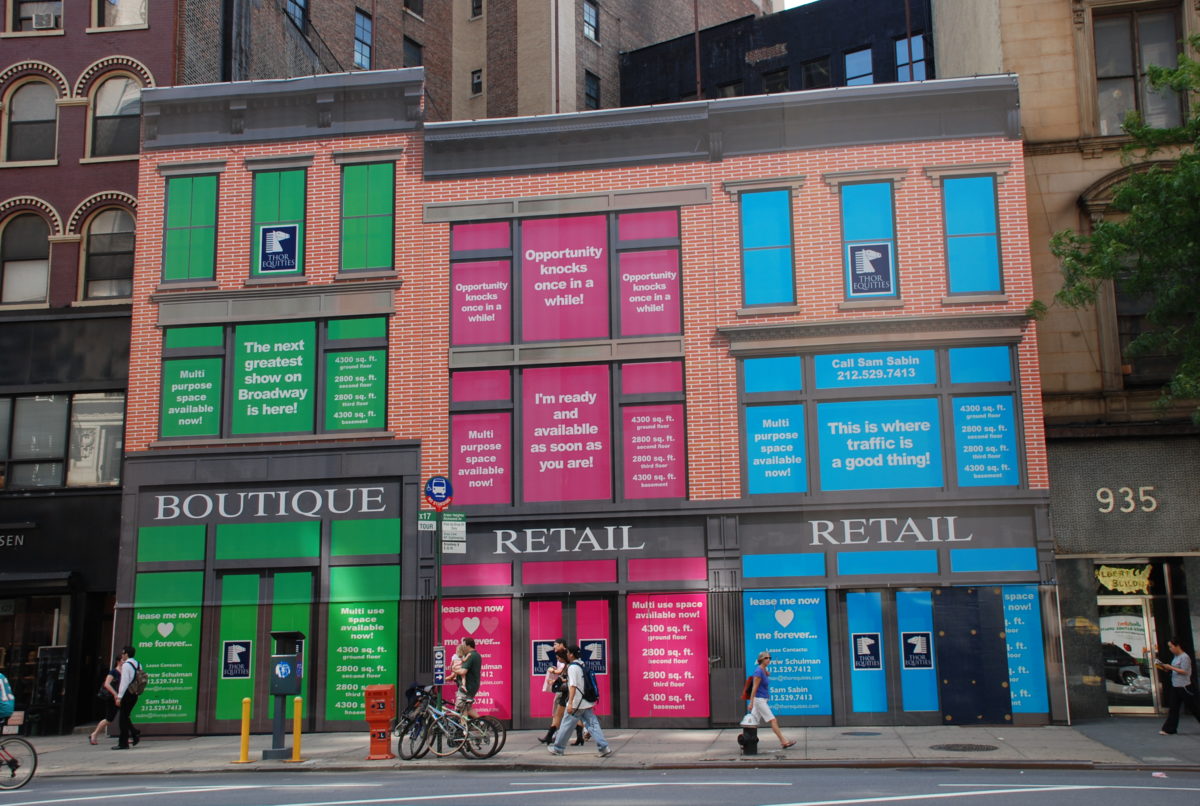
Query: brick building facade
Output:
[[119, 68, 1059, 734]]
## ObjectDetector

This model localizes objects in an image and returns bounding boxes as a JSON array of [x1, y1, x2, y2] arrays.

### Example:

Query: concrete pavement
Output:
[[16, 715, 1200, 778]]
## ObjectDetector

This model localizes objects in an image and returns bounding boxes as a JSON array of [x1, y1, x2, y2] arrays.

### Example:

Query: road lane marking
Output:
[[3, 785, 260, 806], [757, 785, 1096, 805]]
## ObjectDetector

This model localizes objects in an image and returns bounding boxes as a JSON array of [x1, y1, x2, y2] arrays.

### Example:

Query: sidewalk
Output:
[[20, 715, 1200, 778]]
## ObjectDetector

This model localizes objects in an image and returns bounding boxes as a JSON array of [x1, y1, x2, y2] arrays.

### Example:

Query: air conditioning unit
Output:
[[32, 13, 58, 29]]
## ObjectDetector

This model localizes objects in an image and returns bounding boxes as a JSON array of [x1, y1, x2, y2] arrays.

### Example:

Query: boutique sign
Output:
[[143, 483, 400, 524]]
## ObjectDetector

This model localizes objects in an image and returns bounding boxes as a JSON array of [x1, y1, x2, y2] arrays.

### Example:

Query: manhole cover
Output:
[[930, 743, 999, 752], [841, 731, 882, 736]]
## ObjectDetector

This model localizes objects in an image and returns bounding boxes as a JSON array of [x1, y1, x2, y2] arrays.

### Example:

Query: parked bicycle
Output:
[[0, 733, 36, 790], [392, 684, 505, 760]]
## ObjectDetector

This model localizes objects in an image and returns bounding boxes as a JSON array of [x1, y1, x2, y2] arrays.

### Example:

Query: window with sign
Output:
[[741, 344, 1021, 495], [840, 182, 896, 299], [449, 360, 686, 506], [159, 317, 387, 439], [449, 210, 681, 346], [250, 169, 306, 277], [0, 392, 124, 489]]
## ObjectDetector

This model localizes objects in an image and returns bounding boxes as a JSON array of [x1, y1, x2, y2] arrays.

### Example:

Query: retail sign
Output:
[[1096, 564, 1152, 594], [492, 524, 646, 555], [0, 533, 26, 549], [258, 223, 299, 273], [222, 640, 252, 679]]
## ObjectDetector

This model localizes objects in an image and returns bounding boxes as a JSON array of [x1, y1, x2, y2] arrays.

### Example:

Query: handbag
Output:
[[97, 685, 111, 701]]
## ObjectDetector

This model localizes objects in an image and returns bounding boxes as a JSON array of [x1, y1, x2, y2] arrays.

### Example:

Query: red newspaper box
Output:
[[364, 684, 396, 760]]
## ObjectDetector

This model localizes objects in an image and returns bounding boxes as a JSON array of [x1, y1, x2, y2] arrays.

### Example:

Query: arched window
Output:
[[91, 76, 140, 157], [5, 81, 57, 162], [84, 208, 134, 299], [0, 214, 50, 303]]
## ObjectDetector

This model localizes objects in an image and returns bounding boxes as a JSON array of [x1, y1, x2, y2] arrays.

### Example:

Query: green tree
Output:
[[1048, 34, 1200, 414]]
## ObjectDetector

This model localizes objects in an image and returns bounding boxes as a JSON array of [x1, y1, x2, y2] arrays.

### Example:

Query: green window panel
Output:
[[163, 175, 217, 281], [135, 570, 204, 606], [160, 357, 223, 439], [164, 326, 224, 349], [215, 574, 258, 720], [251, 169, 306, 277], [215, 521, 320, 560], [331, 517, 401, 557], [271, 571, 312, 719], [137, 524, 206, 563], [133, 571, 203, 724], [329, 565, 400, 602], [327, 316, 387, 342], [340, 163, 394, 272], [326, 565, 399, 721]]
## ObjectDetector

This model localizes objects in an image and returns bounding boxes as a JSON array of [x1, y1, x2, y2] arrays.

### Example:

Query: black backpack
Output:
[[573, 660, 599, 705]]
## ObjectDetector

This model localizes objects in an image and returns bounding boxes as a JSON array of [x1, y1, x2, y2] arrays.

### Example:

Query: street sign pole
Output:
[[423, 476, 453, 708]]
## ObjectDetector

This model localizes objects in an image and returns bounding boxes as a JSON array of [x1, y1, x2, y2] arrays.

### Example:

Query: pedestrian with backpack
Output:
[[112, 645, 144, 750], [547, 644, 612, 757]]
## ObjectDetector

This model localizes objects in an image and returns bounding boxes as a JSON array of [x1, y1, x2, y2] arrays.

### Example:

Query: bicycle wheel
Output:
[[428, 718, 466, 757], [481, 715, 507, 753], [460, 717, 502, 759], [0, 737, 37, 790], [399, 716, 432, 760]]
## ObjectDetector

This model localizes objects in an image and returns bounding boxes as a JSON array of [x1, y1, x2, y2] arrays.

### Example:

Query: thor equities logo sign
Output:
[[222, 640, 252, 679], [259, 224, 299, 272], [848, 242, 894, 296], [852, 632, 882, 670]]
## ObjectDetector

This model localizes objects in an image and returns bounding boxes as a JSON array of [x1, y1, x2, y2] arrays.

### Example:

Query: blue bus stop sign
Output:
[[424, 476, 453, 511]]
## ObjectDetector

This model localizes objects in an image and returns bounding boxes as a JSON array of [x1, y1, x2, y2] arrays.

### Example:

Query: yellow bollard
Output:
[[285, 696, 304, 763], [231, 697, 252, 764]]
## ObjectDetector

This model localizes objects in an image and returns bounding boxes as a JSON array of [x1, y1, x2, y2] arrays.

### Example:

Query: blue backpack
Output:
[[572, 661, 599, 705]]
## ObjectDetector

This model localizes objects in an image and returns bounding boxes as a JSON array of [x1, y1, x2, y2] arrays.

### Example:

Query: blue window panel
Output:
[[947, 234, 1001, 293], [944, 176, 997, 235], [948, 346, 1011, 384], [837, 550, 937, 576], [743, 247, 794, 305], [744, 356, 802, 393], [741, 190, 791, 248], [953, 395, 1019, 486], [742, 553, 825, 578], [746, 404, 807, 494], [1003, 585, 1050, 713], [814, 349, 936, 389], [817, 398, 943, 491], [847, 591, 887, 712], [841, 183, 893, 241], [742, 589, 832, 715], [950, 547, 1037, 573], [896, 591, 938, 712]]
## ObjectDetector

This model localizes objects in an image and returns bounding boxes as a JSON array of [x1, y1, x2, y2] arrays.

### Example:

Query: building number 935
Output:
[[1096, 486, 1158, 514]]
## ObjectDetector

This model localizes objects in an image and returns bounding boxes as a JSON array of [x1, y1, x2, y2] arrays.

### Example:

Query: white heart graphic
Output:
[[774, 609, 794, 628], [157, 622, 175, 638], [462, 616, 480, 634]]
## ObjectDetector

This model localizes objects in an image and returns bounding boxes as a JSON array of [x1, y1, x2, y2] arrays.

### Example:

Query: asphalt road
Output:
[[5, 768, 1200, 806]]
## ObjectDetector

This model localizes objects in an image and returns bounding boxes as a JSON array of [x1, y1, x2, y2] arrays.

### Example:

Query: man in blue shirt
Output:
[[0, 671, 14, 722], [1155, 637, 1200, 735]]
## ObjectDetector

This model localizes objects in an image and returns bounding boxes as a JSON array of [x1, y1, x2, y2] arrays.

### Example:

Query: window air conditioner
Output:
[[32, 13, 58, 29]]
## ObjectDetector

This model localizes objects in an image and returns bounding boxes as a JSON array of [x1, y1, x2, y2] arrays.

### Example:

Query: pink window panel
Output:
[[451, 260, 511, 346], [521, 560, 618, 585], [451, 370, 511, 403], [442, 563, 513, 588], [628, 556, 707, 582], [451, 412, 512, 506], [617, 210, 679, 241], [618, 249, 681, 337], [622, 403, 685, 499], [440, 597, 511, 719], [452, 221, 511, 252], [621, 361, 683, 395], [521, 364, 612, 503], [520, 215, 609, 342]]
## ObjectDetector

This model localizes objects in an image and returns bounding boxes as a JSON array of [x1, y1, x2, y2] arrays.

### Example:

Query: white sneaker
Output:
[[598, 746, 612, 757], [547, 746, 564, 756]]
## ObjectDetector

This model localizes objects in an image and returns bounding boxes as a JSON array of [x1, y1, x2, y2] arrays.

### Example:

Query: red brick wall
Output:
[[129, 133, 1047, 500]]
